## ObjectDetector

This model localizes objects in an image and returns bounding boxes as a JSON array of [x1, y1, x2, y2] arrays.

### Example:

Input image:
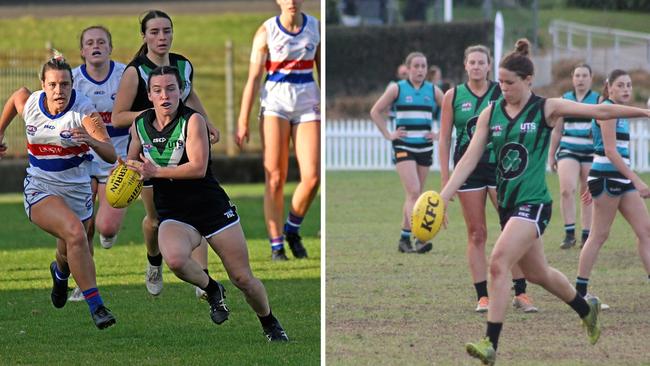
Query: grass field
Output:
[[326, 171, 650, 365], [0, 183, 320, 365]]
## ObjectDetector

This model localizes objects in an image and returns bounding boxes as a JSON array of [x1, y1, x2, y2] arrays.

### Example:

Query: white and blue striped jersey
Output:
[[72, 61, 127, 170], [22, 90, 96, 184], [260, 12, 320, 113], [393, 80, 436, 153], [560, 90, 600, 154], [589, 99, 630, 182]]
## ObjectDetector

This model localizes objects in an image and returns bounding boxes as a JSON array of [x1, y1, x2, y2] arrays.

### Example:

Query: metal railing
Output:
[[549, 20, 650, 74], [327, 118, 650, 172]]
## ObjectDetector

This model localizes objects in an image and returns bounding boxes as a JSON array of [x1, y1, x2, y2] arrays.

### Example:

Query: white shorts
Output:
[[24, 175, 93, 222], [261, 103, 320, 125], [260, 82, 321, 124]]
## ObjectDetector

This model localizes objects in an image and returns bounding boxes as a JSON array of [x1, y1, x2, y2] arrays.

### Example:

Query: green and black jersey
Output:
[[127, 53, 194, 112], [452, 81, 501, 164], [134, 103, 226, 219], [488, 94, 552, 208]]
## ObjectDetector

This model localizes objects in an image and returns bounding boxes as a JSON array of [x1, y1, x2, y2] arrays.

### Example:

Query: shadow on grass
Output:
[[0, 193, 320, 251], [0, 279, 320, 366]]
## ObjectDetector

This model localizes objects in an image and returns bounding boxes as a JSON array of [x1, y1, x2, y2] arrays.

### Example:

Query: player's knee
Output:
[[230, 272, 255, 291], [588, 230, 609, 246], [488, 254, 508, 280], [301, 173, 320, 192], [265, 171, 285, 193], [560, 187, 575, 199], [164, 254, 187, 272], [467, 226, 488, 246]]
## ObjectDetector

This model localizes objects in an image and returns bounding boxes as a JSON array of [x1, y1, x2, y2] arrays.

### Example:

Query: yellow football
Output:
[[411, 190, 445, 242], [105, 164, 143, 208]]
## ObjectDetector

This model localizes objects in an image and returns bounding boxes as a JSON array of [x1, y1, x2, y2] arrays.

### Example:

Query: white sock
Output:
[[99, 234, 116, 249]]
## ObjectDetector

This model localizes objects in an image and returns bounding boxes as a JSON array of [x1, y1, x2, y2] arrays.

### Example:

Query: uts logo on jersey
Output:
[[498, 142, 528, 180], [26, 125, 37, 135], [60, 130, 72, 139], [461, 102, 472, 112], [520, 121, 537, 133]]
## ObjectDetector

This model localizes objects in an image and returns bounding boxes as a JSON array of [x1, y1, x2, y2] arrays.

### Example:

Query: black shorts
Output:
[[392, 144, 433, 167], [158, 194, 240, 238], [556, 148, 593, 164], [498, 203, 552, 238], [459, 161, 497, 191], [588, 177, 635, 198]]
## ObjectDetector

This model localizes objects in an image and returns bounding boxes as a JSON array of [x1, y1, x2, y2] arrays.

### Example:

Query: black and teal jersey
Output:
[[393, 80, 437, 153], [451, 81, 502, 164], [488, 95, 553, 208], [127, 53, 194, 112], [134, 103, 223, 218], [559, 90, 600, 154], [589, 99, 630, 180]]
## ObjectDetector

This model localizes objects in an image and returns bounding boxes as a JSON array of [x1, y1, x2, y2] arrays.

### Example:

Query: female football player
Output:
[[236, 0, 320, 261], [112, 10, 217, 297], [440, 39, 650, 365], [370, 52, 443, 253], [126, 66, 288, 341], [439, 44, 537, 313], [548, 64, 599, 249], [0, 57, 117, 329], [576, 69, 650, 304]]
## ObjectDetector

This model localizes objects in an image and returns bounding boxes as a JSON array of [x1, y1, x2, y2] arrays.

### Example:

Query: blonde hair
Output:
[[404, 52, 426, 67], [464, 45, 491, 64]]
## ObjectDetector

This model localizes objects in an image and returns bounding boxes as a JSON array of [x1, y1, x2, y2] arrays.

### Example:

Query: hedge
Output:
[[326, 21, 492, 98]]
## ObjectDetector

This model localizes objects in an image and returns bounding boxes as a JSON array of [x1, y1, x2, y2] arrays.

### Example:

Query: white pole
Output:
[[225, 39, 236, 156], [444, 0, 453, 22], [494, 11, 504, 78]]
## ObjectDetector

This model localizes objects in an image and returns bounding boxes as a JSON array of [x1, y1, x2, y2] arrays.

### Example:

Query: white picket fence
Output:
[[326, 119, 650, 172]]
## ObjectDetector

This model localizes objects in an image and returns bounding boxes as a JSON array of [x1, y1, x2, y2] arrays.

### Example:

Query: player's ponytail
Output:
[[132, 10, 173, 60], [499, 38, 534, 79], [40, 55, 72, 82]]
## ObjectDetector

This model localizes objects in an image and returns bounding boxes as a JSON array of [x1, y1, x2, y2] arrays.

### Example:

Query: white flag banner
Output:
[[494, 11, 504, 78]]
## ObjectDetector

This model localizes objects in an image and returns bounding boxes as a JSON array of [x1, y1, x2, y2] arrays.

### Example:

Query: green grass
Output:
[[0, 183, 320, 365], [326, 171, 650, 365]]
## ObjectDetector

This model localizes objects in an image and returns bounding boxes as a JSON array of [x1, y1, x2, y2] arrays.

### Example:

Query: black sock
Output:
[[512, 278, 526, 296], [581, 229, 590, 242], [258, 309, 277, 328], [147, 253, 163, 266], [474, 281, 488, 300], [567, 293, 591, 318], [565, 224, 575, 237], [575, 276, 589, 297], [486, 321, 503, 350], [203, 268, 209, 276], [201, 276, 219, 296]]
